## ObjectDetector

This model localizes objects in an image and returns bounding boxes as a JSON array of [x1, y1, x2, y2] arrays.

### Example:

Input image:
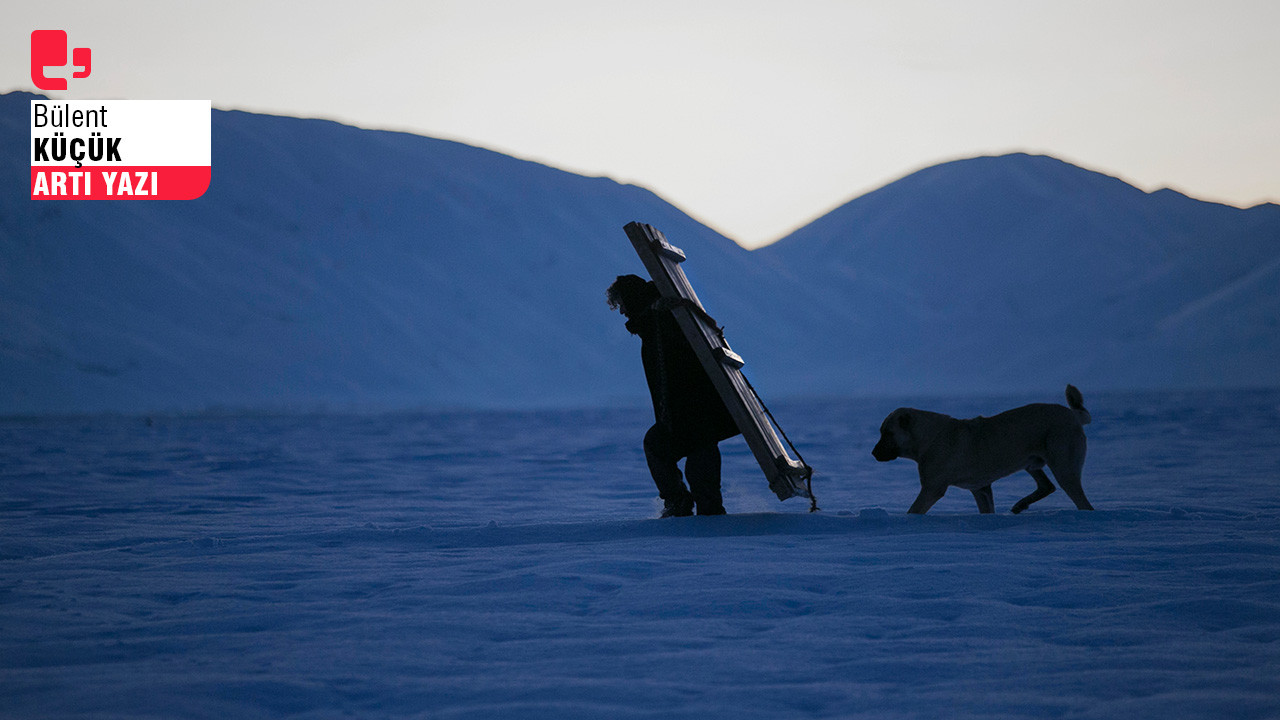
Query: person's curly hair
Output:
[[606, 274, 659, 315]]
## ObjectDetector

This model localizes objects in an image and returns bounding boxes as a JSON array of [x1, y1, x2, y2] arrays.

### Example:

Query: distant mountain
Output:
[[2, 91, 805, 413], [3, 91, 1277, 413], [758, 153, 1280, 396]]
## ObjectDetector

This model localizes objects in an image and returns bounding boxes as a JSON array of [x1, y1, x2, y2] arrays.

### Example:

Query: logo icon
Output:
[[31, 30, 92, 91]]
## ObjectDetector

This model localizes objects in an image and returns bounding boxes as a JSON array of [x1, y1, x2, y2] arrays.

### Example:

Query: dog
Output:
[[872, 385, 1094, 515]]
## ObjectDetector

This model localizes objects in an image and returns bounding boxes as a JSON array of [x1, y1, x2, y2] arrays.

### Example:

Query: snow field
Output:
[[2, 390, 1278, 718]]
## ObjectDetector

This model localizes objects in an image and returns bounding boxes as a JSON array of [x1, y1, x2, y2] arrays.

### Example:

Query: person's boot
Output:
[[695, 501, 726, 516], [659, 494, 694, 518]]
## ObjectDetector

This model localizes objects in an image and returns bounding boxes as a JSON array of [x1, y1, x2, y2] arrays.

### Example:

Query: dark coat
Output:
[[626, 303, 740, 456]]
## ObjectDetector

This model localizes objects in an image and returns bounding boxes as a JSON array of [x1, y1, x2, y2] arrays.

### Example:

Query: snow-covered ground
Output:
[[3, 389, 1279, 718]]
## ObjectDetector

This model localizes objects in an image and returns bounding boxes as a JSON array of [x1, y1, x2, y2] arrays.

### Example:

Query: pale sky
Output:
[[7, 0, 1278, 248]]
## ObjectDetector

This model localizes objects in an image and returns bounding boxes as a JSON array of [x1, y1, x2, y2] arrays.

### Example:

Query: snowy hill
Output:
[[2, 91, 1278, 413], [758, 153, 1280, 396], [1, 92, 810, 414]]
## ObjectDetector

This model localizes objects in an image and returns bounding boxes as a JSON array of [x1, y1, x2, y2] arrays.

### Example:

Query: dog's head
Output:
[[872, 408, 915, 462]]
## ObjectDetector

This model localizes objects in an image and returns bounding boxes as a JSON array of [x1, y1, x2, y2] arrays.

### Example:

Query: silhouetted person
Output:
[[607, 274, 741, 517]]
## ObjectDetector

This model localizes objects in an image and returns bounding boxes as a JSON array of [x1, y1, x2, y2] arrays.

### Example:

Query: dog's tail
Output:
[[1065, 384, 1091, 425]]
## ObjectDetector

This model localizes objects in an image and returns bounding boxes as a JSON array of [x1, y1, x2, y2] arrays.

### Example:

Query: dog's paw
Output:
[[1010, 503, 1026, 514]]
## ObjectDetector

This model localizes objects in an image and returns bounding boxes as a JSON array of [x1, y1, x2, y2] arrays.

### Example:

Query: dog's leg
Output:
[[1011, 468, 1055, 514], [971, 485, 995, 514], [1049, 433, 1093, 511], [907, 486, 946, 514], [1052, 467, 1094, 511]]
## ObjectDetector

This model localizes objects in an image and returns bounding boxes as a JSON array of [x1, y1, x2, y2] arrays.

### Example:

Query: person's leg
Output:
[[684, 442, 725, 515], [644, 424, 693, 516]]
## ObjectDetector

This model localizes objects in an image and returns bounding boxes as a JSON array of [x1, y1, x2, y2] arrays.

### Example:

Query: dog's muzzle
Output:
[[871, 440, 897, 462]]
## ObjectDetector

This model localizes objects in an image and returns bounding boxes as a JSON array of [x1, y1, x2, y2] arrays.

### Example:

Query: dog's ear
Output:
[[897, 412, 912, 431]]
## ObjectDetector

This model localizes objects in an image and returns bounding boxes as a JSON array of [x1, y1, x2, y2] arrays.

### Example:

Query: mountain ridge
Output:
[[760, 151, 1280, 396], [3, 92, 1277, 413]]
